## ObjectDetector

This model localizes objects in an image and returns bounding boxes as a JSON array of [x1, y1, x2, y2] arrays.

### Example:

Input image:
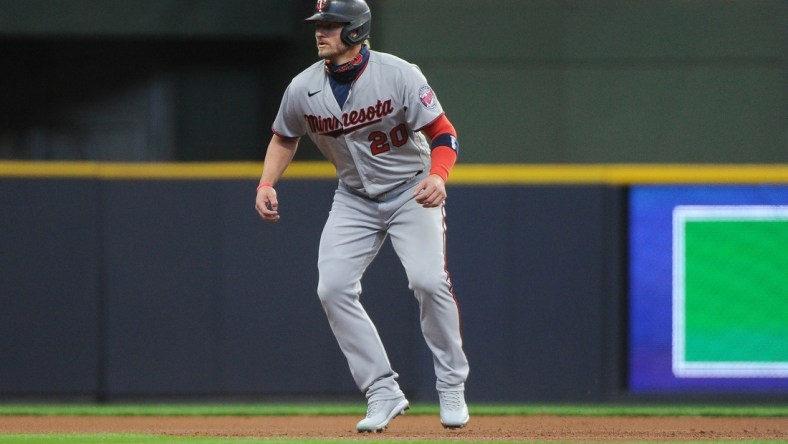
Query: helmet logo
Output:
[[316, 0, 327, 12]]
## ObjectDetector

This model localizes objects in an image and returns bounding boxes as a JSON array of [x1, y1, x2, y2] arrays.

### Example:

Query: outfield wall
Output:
[[1, 162, 786, 402]]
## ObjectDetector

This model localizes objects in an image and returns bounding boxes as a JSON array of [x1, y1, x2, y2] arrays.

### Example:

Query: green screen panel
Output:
[[673, 206, 788, 377]]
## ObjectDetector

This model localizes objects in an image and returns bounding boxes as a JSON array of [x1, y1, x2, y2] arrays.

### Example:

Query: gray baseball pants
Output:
[[317, 174, 469, 402]]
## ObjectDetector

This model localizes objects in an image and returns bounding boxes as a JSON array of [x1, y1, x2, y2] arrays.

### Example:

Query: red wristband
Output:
[[256, 181, 272, 191]]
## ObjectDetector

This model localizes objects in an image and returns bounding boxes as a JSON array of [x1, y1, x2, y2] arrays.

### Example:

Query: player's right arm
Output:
[[255, 134, 300, 223]]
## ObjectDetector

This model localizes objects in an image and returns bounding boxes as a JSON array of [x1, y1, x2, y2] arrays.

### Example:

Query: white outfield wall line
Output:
[[672, 205, 788, 378]]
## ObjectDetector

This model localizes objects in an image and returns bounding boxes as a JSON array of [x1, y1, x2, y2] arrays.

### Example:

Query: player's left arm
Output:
[[413, 114, 459, 208]]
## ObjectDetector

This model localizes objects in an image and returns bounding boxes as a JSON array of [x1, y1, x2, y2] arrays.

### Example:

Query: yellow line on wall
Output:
[[450, 164, 788, 184], [0, 161, 271, 179], [0, 161, 787, 184]]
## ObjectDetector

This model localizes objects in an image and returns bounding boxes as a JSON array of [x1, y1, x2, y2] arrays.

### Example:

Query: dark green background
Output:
[[0, 0, 784, 163]]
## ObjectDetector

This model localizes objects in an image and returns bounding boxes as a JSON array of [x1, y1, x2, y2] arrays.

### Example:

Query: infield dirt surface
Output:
[[2, 415, 786, 441]]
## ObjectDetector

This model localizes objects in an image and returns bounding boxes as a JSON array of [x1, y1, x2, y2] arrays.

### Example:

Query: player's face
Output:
[[314, 21, 353, 63]]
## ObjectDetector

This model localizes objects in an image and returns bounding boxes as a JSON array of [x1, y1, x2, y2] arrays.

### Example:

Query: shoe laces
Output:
[[365, 400, 383, 417], [439, 391, 464, 410]]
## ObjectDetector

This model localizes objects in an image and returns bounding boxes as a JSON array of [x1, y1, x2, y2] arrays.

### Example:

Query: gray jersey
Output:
[[273, 50, 445, 198]]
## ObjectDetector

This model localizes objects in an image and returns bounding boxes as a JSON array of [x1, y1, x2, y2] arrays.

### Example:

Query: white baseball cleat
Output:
[[356, 397, 410, 433], [439, 390, 469, 429]]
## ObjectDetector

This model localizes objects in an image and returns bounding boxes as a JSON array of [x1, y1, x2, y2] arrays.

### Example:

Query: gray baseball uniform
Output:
[[272, 49, 469, 401]]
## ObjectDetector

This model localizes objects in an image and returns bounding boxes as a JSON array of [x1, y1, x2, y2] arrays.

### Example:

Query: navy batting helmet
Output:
[[304, 0, 371, 46]]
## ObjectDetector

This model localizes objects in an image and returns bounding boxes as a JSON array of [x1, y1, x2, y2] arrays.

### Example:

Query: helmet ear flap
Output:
[[341, 21, 370, 46]]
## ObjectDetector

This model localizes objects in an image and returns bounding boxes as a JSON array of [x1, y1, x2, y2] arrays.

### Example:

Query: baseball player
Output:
[[254, 0, 469, 432]]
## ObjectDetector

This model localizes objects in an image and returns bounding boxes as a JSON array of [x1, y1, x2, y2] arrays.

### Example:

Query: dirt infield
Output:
[[1, 415, 786, 441]]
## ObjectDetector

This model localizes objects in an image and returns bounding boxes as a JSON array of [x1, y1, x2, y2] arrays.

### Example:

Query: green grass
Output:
[[0, 402, 786, 417]]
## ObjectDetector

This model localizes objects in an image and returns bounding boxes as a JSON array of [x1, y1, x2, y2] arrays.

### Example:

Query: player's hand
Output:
[[255, 186, 280, 222], [413, 174, 447, 208]]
